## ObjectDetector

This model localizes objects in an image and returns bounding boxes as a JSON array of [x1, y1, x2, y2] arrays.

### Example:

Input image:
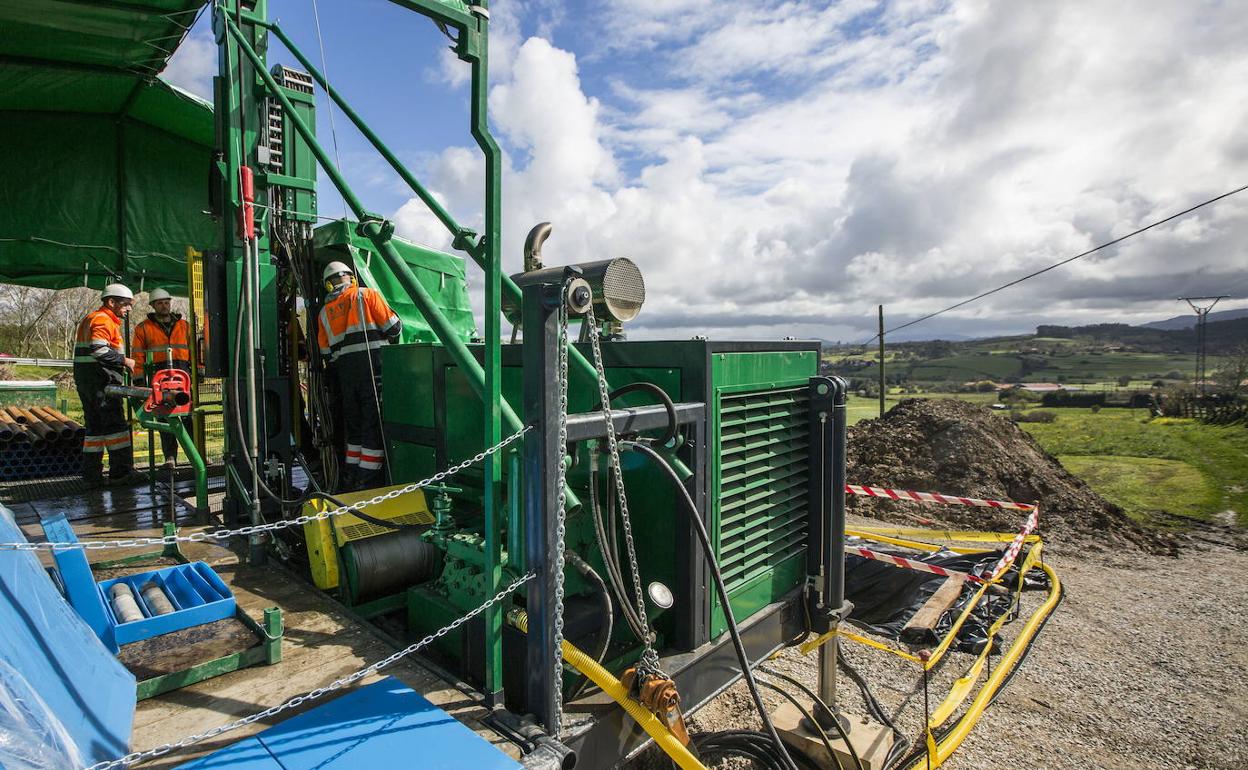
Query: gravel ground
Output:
[[637, 536, 1248, 770]]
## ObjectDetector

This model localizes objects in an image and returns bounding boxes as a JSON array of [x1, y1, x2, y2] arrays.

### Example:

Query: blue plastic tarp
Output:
[[0, 507, 135, 767]]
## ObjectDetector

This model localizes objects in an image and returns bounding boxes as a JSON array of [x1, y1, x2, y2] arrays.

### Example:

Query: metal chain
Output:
[[551, 281, 571, 733], [83, 570, 535, 770], [584, 302, 661, 671], [3, 428, 530, 552]]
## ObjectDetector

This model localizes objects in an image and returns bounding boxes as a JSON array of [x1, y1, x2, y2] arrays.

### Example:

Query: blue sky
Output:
[[165, 1, 1248, 341]]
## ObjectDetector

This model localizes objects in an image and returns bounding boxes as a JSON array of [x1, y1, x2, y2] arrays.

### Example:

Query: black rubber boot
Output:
[[82, 453, 105, 488], [108, 446, 143, 486], [354, 466, 385, 492], [337, 464, 357, 494]]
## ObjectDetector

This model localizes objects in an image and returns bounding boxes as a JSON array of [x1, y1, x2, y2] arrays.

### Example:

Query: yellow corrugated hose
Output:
[[508, 609, 708, 770], [904, 560, 1064, 770]]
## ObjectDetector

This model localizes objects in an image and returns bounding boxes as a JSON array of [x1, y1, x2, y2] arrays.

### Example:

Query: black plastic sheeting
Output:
[[843, 540, 1050, 655]]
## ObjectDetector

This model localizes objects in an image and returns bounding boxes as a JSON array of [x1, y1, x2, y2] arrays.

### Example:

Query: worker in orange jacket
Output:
[[131, 288, 192, 469], [73, 284, 137, 486], [316, 261, 402, 490]]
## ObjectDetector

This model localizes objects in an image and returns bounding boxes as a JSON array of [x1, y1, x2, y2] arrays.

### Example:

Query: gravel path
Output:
[[640, 538, 1248, 770]]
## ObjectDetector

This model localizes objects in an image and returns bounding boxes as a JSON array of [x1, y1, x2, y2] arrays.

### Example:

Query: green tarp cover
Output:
[[0, 0, 217, 292], [313, 220, 478, 345]]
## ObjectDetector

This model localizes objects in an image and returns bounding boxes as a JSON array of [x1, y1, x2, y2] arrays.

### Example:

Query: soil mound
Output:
[[847, 399, 1174, 554]]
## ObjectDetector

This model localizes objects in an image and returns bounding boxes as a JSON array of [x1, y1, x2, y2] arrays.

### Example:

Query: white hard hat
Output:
[[322, 261, 353, 282], [149, 288, 172, 302], [101, 283, 134, 301]]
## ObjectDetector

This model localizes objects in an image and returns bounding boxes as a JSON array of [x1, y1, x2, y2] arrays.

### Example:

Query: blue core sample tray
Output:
[[97, 562, 236, 646], [40, 512, 236, 652]]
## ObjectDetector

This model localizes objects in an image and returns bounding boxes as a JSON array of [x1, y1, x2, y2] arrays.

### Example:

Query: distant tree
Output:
[[1212, 345, 1248, 396], [1117, 375, 1132, 387]]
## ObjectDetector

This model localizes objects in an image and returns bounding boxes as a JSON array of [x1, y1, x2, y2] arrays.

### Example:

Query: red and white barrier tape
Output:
[[986, 506, 1040, 581], [847, 545, 993, 586], [845, 484, 1037, 512]]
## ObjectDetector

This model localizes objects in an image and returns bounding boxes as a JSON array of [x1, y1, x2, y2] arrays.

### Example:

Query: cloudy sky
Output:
[[164, 0, 1248, 341]]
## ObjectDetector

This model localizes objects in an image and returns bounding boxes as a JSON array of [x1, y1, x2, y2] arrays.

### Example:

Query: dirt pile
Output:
[[847, 398, 1174, 553]]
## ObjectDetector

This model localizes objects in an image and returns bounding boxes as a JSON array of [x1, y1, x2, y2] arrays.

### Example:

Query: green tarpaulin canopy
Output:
[[0, 0, 218, 293]]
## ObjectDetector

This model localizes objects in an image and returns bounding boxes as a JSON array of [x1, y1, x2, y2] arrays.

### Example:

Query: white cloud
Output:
[[394, 0, 1248, 341], [160, 31, 215, 100]]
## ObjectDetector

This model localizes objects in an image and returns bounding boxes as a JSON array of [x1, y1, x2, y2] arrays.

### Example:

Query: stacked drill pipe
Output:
[[0, 406, 86, 481]]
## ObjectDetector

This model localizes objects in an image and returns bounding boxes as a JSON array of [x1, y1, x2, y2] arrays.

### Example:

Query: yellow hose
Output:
[[508, 610, 708, 770], [905, 560, 1064, 770]]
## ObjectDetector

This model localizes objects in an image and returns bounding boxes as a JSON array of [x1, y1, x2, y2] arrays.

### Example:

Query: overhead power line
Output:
[[862, 183, 1248, 344]]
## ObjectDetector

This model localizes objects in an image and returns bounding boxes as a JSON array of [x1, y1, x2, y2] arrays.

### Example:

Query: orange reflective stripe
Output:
[[83, 430, 131, 451]]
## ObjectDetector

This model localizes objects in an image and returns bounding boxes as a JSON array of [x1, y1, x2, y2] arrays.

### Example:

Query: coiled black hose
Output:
[[685, 731, 822, 770]]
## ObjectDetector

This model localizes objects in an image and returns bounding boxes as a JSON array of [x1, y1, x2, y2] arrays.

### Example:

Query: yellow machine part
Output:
[[303, 485, 433, 590]]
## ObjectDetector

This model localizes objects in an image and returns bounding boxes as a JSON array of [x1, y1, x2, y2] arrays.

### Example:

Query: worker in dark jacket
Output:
[[74, 283, 137, 486], [131, 288, 192, 469], [315, 261, 402, 491]]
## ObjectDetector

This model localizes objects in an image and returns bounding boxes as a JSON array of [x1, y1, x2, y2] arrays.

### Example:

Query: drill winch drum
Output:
[[343, 530, 443, 604]]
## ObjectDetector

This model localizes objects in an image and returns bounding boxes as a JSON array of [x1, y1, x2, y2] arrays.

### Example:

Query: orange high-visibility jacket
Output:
[[73, 307, 127, 371], [131, 313, 191, 379], [316, 284, 402, 363]]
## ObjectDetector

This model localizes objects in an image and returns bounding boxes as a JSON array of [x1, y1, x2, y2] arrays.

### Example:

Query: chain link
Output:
[[83, 570, 535, 770], [3, 428, 530, 552], [584, 303, 661, 672], [551, 280, 571, 734]]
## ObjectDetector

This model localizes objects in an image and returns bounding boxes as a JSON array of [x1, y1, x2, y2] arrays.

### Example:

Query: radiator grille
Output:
[[717, 386, 809, 592]]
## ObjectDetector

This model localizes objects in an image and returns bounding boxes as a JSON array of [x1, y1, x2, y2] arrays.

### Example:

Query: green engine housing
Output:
[[382, 339, 819, 677]]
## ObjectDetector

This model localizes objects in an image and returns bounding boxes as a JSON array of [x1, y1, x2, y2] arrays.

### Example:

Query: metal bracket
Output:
[[356, 214, 395, 242]]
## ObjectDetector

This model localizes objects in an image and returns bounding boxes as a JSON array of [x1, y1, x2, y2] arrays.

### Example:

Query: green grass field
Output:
[[1018, 409, 1247, 524]]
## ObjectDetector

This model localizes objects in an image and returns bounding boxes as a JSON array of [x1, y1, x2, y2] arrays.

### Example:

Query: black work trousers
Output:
[[335, 354, 386, 490], [74, 365, 132, 480]]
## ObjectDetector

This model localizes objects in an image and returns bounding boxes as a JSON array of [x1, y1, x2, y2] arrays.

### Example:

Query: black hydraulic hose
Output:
[[685, 732, 822, 770], [759, 667, 864, 770], [307, 490, 430, 530], [838, 641, 896, 729], [837, 641, 911, 768], [755, 679, 845, 770], [588, 455, 649, 642], [229, 281, 307, 509], [623, 440, 802, 770], [606, 382, 677, 446], [566, 551, 613, 702], [569, 552, 613, 666]]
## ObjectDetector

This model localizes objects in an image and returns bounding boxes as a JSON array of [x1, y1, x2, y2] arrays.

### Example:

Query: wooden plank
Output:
[[131, 606, 383, 726], [902, 575, 966, 638]]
